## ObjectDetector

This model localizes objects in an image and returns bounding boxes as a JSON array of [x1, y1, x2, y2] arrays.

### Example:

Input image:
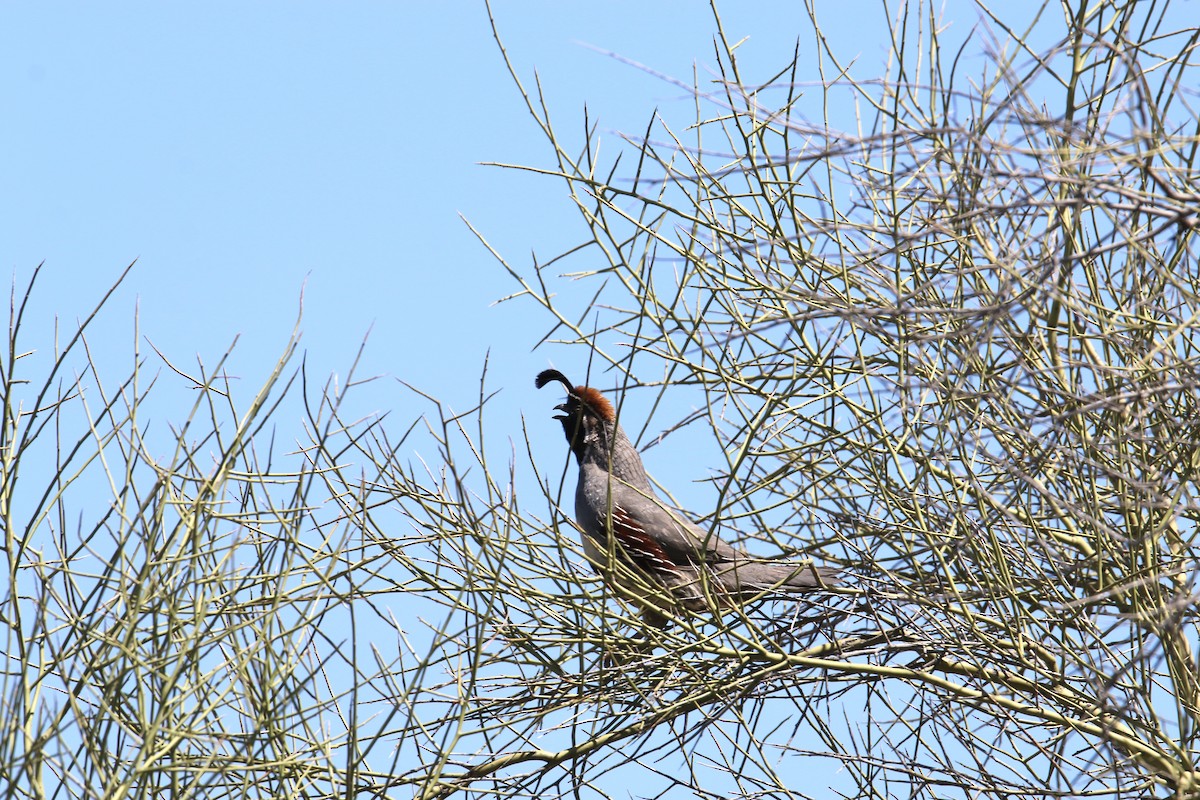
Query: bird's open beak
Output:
[[552, 403, 570, 421]]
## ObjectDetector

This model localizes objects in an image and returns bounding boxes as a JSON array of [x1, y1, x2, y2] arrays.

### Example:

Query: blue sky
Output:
[[0, 1, 919, 420]]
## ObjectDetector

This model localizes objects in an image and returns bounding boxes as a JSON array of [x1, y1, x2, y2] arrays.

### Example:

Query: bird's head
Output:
[[535, 369, 617, 465]]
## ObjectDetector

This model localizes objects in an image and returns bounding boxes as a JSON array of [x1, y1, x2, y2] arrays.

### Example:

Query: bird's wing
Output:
[[606, 478, 740, 566]]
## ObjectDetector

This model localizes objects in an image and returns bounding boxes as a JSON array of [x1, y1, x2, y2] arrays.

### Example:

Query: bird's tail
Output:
[[718, 560, 840, 597]]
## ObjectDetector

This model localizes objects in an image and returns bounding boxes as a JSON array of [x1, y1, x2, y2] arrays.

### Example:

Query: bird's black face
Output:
[[552, 395, 593, 464]]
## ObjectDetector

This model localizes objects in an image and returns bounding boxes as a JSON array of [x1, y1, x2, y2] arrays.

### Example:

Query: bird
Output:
[[536, 368, 839, 627]]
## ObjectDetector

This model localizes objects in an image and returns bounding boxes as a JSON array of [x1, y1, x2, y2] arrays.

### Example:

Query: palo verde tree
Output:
[[3, 2, 1200, 799]]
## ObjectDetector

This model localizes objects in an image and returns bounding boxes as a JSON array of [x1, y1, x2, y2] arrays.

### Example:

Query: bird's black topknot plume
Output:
[[535, 369, 575, 395]]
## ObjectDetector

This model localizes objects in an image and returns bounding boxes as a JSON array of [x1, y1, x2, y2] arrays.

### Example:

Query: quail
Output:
[[537, 369, 838, 627]]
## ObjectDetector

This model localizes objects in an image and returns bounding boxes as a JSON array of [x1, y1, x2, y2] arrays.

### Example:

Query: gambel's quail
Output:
[[537, 369, 839, 626]]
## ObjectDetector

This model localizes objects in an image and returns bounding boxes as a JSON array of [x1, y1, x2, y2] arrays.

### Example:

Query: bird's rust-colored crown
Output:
[[574, 385, 614, 421]]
